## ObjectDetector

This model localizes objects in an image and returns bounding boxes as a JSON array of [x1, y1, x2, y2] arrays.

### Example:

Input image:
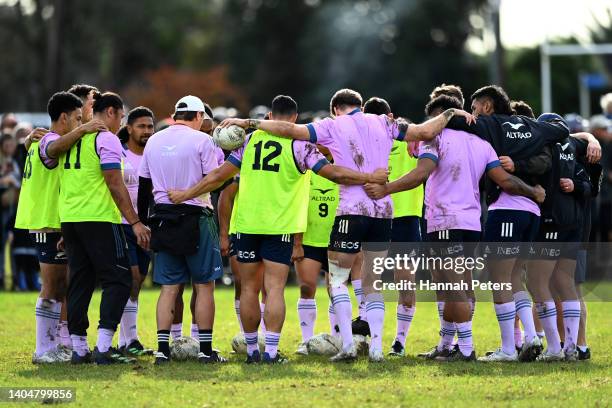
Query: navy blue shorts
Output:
[[234, 232, 293, 265], [483, 209, 540, 258], [123, 224, 151, 276], [303, 244, 327, 266], [426, 229, 481, 257], [31, 232, 67, 265], [390, 216, 422, 257], [532, 224, 581, 260], [154, 215, 223, 285], [391, 216, 422, 242], [329, 215, 392, 253]]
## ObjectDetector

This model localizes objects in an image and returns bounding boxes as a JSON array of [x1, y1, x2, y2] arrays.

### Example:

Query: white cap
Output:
[[175, 95, 208, 117]]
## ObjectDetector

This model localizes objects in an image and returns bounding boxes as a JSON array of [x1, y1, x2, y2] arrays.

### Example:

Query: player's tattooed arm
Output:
[[46, 120, 107, 158], [218, 118, 311, 141], [487, 167, 546, 203], [246, 119, 261, 130], [403, 109, 475, 142], [168, 161, 239, 204]]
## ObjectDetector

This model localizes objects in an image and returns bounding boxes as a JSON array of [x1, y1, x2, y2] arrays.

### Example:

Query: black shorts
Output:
[[31, 232, 67, 265], [303, 245, 328, 266], [426, 229, 481, 257], [234, 232, 293, 265], [390, 216, 422, 257], [123, 224, 151, 276], [328, 215, 392, 253], [532, 224, 581, 260], [391, 216, 422, 242], [483, 210, 540, 259]]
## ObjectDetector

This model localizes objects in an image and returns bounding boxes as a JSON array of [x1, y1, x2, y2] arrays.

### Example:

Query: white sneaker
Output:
[[32, 348, 69, 364], [330, 343, 357, 362], [295, 342, 308, 355], [55, 345, 72, 362], [477, 348, 518, 362], [536, 348, 565, 362], [368, 348, 385, 362]]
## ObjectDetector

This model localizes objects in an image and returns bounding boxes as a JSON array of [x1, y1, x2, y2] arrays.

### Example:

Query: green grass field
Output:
[[1, 286, 610, 407]]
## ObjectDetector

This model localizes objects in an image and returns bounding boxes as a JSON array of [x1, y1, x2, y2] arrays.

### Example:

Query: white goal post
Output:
[[540, 42, 612, 113]]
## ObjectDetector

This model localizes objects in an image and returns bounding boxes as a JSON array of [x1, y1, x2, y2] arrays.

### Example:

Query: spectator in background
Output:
[[0, 134, 22, 289], [1, 113, 18, 136], [155, 118, 174, 132], [564, 113, 588, 134], [12, 122, 33, 175], [10, 217, 40, 291], [10, 122, 39, 290], [600, 93, 612, 120], [590, 115, 612, 242]]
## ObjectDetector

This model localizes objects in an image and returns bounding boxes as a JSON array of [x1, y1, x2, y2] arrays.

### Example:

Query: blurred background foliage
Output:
[[0, 0, 610, 119]]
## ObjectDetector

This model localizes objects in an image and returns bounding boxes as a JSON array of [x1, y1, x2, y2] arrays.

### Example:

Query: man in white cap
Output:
[[137, 95, 226, 364]]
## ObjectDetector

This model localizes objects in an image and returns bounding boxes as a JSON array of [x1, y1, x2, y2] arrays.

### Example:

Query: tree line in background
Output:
[[1, 0, 610, 120]]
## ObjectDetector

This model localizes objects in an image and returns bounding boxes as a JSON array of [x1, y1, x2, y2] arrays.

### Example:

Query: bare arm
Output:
[[487, 166, 546, 203], [317, 164, 388, 185], [46, 120, 107, 159], [571, 132, 601, 163], [218, 118, 311, 141], [364, 158, 436, 199], [168, 161, 240, 203], [404, 109, 475, 142], [388, 158, 436, 193], [24, 128, 48, 151]]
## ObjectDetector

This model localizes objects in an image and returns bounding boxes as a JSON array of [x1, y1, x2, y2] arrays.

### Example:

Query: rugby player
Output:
[[526, 113, 597, 361], [41, 91, 150, 364], [362, 97, 423, 357], [294, 143, 339, 354], [218, 172, 268, 347], [117, 107, 155, 356], [16, 92, 106, 363], [444, 85, 600, 362], [67, 84, 99, 123]]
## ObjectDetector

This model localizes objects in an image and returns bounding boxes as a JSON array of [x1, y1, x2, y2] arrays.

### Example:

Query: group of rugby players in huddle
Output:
[[20, 82, 600, 365]]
